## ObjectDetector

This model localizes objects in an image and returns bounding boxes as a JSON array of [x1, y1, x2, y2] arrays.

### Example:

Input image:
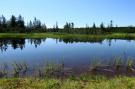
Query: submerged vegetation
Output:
[[0, 41, 134, 89], [0, 57, 135, 78], [0, 60, 65, 78], [0, 58, 135, 88]]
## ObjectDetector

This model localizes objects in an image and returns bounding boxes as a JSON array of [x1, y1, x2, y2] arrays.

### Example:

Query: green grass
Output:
[[0, 76, 135, 89], [1, 33, 135, 40]]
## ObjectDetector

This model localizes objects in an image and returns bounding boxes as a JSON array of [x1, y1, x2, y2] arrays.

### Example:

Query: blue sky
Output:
[[0, 0, 135, 27]]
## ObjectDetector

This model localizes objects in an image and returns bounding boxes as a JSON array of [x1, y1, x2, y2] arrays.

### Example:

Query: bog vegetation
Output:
[[0, 58, 135, 89]]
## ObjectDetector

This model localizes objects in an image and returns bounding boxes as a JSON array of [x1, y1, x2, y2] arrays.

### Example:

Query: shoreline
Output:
[[0, 33, 135, 39]]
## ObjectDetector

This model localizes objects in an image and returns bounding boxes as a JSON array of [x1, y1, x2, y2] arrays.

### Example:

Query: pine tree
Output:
[[10, 15, 17, 27], [92, 23, 96, 29], [1, 15, 7, 28], [17, 15, 25, 28], [100, 22, 105, 32], [110, 20, 113, 28], [33, 17, 41, 29], [100, 22, 105, 29], [71, 22, 74, 29]]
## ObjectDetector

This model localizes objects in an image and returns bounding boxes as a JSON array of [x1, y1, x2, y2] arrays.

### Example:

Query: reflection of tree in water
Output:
[[28, 39, 46, 48], [0, 40, 8, 52], [11, 39, 25, 50], [0, 39, 47, 51], [0, 39, 25, 51], [1, 38, 130, 52], [58, 38, 103, 44], [106, 39, 112, 47]]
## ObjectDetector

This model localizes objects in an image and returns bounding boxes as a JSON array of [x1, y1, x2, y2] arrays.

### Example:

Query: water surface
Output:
[[0, 38, 135, 69]]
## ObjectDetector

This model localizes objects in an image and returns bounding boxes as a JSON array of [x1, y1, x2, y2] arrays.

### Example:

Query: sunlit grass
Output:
[[0, 76, 135, 89], [0, 33, 135, 40]]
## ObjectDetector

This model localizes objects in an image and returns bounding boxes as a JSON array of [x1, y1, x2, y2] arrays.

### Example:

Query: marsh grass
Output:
[[44, 60, 64, 78], [12, 61, 24, 77], [112, 57, 135, 72], [1, 33, 135, 40], [80, 73, 107, 82], [126, 58, 134, 72], [0, 57, 135, 78], [0, 63, 8, 78], [0, 76, 135, 89], [113, 57, 123, 71], [29, 60, 65, 78], [89, 57, 135, 75], [90, 58, 102, 71], [0, 59, 135, 89]]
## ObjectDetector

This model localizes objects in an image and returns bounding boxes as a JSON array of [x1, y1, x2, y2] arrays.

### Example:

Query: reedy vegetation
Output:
[[0, 58, 135, 89], [0, 58, 135, 78], [0, 60, 64, 78], [90, 57, 135, 72]]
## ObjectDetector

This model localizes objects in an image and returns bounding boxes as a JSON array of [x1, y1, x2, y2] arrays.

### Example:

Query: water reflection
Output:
[[0, 38, 111, 51], [0, 38, 47, 51], [0, 38, 134, 52], [28, 39, 46, 48], [59, 38, 103, 44], [0, 38, 135, 69], [0, 39, 25, 51]]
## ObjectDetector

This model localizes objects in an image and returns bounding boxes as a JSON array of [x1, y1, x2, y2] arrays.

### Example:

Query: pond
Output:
[[0, 38, 135, 69]]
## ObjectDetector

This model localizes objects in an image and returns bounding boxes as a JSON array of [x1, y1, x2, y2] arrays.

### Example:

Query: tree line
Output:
[[0, 15, 135, 34]]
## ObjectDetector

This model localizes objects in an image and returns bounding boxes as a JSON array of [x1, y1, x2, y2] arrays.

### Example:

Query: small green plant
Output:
[[90, 58, 101, 71], [44, 61, 64, 77], [33, 64, 44, 78], [0, 63, 8, 78], [126, 58, 134, 72], [21, 62, 29, 77], [113, 57, 122, 71], [12, 61, 23, 77], [68, 74, 77, 81]]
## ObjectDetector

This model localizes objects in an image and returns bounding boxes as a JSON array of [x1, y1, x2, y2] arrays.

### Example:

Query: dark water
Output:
[[0, 38, 135, 68]]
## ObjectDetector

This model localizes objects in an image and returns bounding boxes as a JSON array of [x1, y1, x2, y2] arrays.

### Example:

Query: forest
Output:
[[0, 15, 135, 34]]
